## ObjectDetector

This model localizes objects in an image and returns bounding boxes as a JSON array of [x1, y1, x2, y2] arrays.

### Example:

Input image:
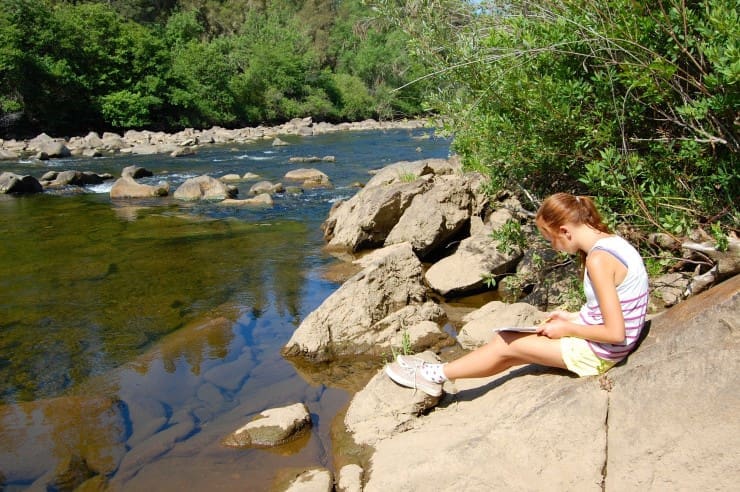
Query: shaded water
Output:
[[0, 129, 451, 490]]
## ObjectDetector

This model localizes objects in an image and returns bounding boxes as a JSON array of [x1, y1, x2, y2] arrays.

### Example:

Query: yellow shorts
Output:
[[560, 337, 617, 377]]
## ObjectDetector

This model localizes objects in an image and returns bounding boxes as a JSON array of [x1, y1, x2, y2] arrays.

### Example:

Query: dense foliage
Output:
[[373, 0, 738, 243], [0, 0, 431, 136]]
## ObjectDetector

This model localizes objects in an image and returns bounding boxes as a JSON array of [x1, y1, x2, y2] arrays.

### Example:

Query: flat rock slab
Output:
[[356, 275, 740, 491]]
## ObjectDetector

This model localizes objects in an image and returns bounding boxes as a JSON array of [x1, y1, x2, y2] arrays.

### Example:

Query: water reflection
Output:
[[0, 196, 316, 402], [0, 129, 453, 489]]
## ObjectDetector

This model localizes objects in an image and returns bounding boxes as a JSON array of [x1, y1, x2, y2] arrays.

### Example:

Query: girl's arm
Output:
[[539, 251, 627, 343]]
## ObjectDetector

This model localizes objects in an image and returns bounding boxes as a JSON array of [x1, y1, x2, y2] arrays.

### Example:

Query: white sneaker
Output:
[[384, 358, 443, 397]]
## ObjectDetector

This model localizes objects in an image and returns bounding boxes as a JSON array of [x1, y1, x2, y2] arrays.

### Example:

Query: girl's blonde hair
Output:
[[535, 193, 612, 263]]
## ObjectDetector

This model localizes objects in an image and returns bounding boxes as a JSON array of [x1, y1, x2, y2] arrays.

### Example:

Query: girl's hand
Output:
[[537, 311, 574, 339]]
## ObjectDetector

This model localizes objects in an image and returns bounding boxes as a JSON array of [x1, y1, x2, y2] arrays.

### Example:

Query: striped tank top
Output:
[[579, 235, 649, 361]]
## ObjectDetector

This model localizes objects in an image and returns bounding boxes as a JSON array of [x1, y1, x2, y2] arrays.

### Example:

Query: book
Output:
[[492, 326, 540, 333]]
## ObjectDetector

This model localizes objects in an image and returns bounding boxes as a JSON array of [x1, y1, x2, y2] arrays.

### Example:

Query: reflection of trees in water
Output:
[[0, 394, 127, 487], [159, 316, 235, 375], [0, 198, 316, 402]]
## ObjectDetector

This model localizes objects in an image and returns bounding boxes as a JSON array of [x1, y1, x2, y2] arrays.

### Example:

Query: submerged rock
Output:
[[222, 403, 311, 448]]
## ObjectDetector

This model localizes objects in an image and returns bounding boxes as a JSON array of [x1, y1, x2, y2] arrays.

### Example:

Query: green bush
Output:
[[372, 0, 738, 238]]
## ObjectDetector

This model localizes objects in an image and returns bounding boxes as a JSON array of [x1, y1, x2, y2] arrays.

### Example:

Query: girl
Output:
[[385, 193, 650, 396]]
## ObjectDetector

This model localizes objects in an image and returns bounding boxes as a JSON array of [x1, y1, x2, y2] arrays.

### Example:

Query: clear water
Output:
[[0, 129, 451, 490]]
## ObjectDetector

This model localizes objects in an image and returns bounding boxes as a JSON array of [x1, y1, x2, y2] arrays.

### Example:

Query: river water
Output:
[[0, 129, 451, 490]]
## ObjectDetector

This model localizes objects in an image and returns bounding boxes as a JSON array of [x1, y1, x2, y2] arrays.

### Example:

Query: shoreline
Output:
[[0, 118, 437, 162]]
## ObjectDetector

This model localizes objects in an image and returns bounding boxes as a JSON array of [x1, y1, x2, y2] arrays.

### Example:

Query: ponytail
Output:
[[535, 193, 611, 264]]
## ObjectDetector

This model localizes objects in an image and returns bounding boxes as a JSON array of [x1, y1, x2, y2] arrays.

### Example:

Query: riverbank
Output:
[[346, 274, 739, 491], [0, 118, 433, 162], [272, 155, 740, 490]]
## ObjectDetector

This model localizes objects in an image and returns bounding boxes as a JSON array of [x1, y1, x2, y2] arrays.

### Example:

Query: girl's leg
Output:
[[443, 332, 567, 380]]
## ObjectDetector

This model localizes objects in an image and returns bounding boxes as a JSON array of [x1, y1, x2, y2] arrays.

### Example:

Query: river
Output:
[[0, 129, 451, 490]]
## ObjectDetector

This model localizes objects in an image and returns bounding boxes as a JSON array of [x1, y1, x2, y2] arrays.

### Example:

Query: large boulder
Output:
[[321, 177, 433, 252], [0, 149, 18, 160], [384, 174, 476, 259], [424, 208, 523, 297], [0, 172, 43, 194], [456, 301, 547, 349], [173, 175, 234, 201], [344, 351, 443, 447], [110, 177, 169, 199], [36, 140, 71, 159], [83, 131, 105, 149], [346, 274, 740, 491], [281, 243, 450, 362], [102, 132, 127, 151], [364, 159, 436, 188]]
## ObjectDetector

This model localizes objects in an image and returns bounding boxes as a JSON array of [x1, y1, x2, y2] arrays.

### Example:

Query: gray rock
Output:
[[337, 464, 363, 492], [424, 215, 522, 297], [127, 144, 159, 155], [110, 177, 169, 198], [288, 156, 322, 163], [249, 180, 284, 195], [364, 159, 436, 188], [219, 194, 274, 207], [43, 170, 110, 188], [173, 175, 234, 201], [345, 351, 443, 447], [284, 168, 332, 188], [101, 132, 127, 150], [219, 174, 242, 182], [38, 141, 71, 158], [222, 403, 311, 448], [282, 243, 440, 361], [0, 148, 18, 160], [0, 172, 43, 194], [284, 468, 333, 492], [352, 274, 740, 491], [121, 166, 153, 179], [384, 174, 476, 259], [456, 301, 547, 349], [170, 146, 196, 157], [81, 148, 103, 158], [321, 177, 433, 252], [651, 272, 691, 307], [83, 131, 105, 148]]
